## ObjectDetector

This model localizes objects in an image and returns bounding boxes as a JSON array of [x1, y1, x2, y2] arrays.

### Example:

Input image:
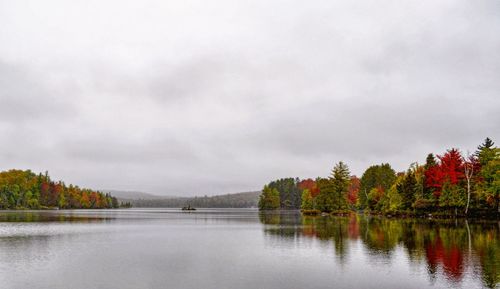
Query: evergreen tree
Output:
[[316, 178, 335, 212], [424, 153, 437, 170], [476, 137, 495, 162], [267, 178, 301, 209], [473, 138, 499, 212], [477, 147, 499, 212], [258, 185, 280, 210], [398, 169, 418, 210], [329, 161, 351, 210], [111, 196, 119, 208], [423, 153, 437, 201]]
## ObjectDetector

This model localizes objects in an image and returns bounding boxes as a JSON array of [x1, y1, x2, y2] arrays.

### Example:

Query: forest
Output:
[[0, 169, 120, 209], [258, 137, 499, 217]]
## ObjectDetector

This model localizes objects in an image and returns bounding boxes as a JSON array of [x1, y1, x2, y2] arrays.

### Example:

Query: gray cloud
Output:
[[0, 0, 498, 195], [0, 61, 76, 122]]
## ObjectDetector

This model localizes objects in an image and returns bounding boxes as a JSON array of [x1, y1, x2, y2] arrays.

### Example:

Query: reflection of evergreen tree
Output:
[[359, 218, 400, 257], [301, 216, 351, 263], [260, 211, 302, 240], [472, 225, 499, 288]]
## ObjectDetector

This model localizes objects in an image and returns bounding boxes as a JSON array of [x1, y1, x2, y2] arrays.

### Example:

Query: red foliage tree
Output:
[[347, 176, 360, 205], [49, 182, 64, 207], [89, 192, 100, 208], [298, 179, 320, 198], [425, 148, 465, 197], [80, 192, 90, 208], [40, 182, 50, 205]]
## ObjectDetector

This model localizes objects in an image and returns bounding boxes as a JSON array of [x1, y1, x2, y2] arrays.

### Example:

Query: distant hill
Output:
[[123, 191, 261, 208], [102, 190, 163, 200]]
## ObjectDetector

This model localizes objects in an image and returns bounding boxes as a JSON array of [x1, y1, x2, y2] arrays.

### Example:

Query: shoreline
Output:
[[260, 209, 500, 220]]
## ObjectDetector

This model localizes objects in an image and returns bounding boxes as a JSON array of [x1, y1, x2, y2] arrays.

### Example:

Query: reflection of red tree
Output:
[[347, 215, 359, 239], [443, 247, 463, 280], [425, 236, 464, 281], [302, 226, 318, 238], [375, 229, 385, 246]]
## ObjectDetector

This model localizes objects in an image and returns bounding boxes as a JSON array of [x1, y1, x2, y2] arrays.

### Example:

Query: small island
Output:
[[258, 137, 499, 219], [182, 204, 196, 211]]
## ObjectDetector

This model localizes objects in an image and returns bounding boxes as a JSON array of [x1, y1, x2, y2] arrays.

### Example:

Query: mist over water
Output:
[[0, 209, 498, 289]]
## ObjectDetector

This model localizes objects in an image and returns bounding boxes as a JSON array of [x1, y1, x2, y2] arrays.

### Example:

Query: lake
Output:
[[0, 209, 498, 289]]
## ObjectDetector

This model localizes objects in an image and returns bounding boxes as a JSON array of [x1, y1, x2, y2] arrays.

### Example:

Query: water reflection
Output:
[[0, 211, 114, 223], [260, 212, 500, 288]]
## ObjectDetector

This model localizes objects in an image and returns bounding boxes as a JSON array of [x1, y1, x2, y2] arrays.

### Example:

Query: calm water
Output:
[[0, 209, 498, 289]]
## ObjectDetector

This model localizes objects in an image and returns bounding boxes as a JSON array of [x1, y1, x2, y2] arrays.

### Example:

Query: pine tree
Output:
[[316, 178, 334, 212], [258, 185, 280, 210], [398, 169, 418, 210], [424, 153, 437, 170], [476, 137, 496, 166], [476, 137, 494, 154], [471, 138, 499, 212], [329, 161, 351, 210], [423, 153, 437, 201]]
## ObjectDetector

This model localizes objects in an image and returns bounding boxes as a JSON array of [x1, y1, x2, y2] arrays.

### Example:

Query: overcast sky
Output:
[[0, 0, 499, 196]]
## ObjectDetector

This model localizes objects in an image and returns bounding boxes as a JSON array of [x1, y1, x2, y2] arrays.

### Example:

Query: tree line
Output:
[[127, 191, 260, 208], [0, 169, 120, 209], [258, 137, 499, 217]]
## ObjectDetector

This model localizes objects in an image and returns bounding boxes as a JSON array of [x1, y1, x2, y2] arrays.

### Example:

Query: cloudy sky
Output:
[[0, 0, 499, 196]]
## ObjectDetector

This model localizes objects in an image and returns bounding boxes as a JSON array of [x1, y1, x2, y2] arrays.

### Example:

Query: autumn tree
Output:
[[89, 192, 99, 208], [359, 164, 396, 210], [80, 192, 91, 209], [425, 149, 465, 197], [380, 175, 403, 212], [298, 179, 320, 198], [425, 148, 467, 214], [347, 176, 360, 207], [367, 186, 385, 210], [301, 189, 314, 210]]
